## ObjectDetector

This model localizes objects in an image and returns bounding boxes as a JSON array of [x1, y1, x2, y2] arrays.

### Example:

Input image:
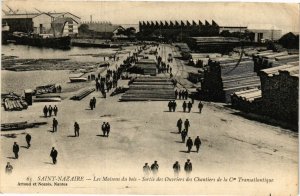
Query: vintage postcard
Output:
[[0, 1, 299, 194]]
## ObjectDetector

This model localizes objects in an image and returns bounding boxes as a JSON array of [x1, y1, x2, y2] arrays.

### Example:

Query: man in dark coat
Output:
[[52, 118, 58, 132], [150, 161, 159, 176], [13, 142, 19, 159], [187, 101, 192, 113], [186, 137, 193, 153], [177, 118, 183, 133], [90, 99, 94, 110], [43, 105, 48, 117], [173, 101, 177, 112], [198, 101, 203, 113], [184, 90, 189, 100], [194, 136, 202, 153], [175, 90, 178, 99], [181, 129, 187, 143], [53, 105, 58, 116], [106, 122, 111, 137], [182, 101, 187, 112], [179, 91, 182, 99], [168, 101, 172, 112], [48, 105, 53, 117], [143, 163, 151, 176], [184, 159, 192, 176], [25, 133, 31, 148], [184, 119, 190, 133], [74, 122, 80, 137], [101, 122, 106, 136], [173, 161, 181, 177], [92, 97, 96, 108], [50, 147, 58, 164]]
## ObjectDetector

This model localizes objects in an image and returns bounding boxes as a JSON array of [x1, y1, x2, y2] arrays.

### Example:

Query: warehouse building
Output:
[[2, 13, 53, 34], [51, 17, 79, 37], [248, 24, 282, 42]]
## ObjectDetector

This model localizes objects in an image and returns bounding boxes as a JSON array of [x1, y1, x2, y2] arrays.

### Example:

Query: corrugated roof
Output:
[[85, 23, 123, 33]]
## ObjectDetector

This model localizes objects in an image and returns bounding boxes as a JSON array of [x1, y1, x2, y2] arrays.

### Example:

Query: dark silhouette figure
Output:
[[194, 136, 202, 153], [5, 162, 13, 174], [181, 129, 187, 143], [182, 101, 187, 112], [53, 105, 58, 116], [143, 163, 151, 176], [43, 105, 48, 117], [198, 101, 203, 113], [13, 142, 19, 159], [177, 118, 183, 133], [184, 119, 190, 133], [186, 137, 193, 153], [184, 159, 192, 176], [173, 161, 181, 177], [52, 118, 58, 132], [50, 147, 58, 164], [150, 161, 159, 176], [74, 122, 80, 137], [25, 134, 31, 148]]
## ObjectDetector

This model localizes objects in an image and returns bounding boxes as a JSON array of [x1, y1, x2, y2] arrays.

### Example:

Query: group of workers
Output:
[[175, 89, 189, 100], [143, 159, 192, 176], [43, 105, 58, 117]]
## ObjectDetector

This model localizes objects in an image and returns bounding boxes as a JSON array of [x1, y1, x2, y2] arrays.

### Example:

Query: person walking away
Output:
[[184, 119, 190, 133], [52, 118, 58, 132], [48, 105, 53, 117], [74, 122, 80, 137], [173, 101, 177, 112], [5, 162, 13, 174], [43, 105, 48, 117], [187, 101, 192, 113], [182, 101, 187, 112], [90, 99, 94, 110], [186, 137, 193, 153], [53, 105, 58, 116], [173, 161, 181, 177], [50, 147, 58, 164], [101, 122, 106, 136], [168, 101, 172, 112], [106, 122, 111, 137], [184, 159, 192, 176], [177, 118, 183, 133], [13, 142, 19, 159], [179, 91, 182, 99], [194, 136, 202, 153], [143, 163, 151, 176], [198, 101, 203, 113], [92, 97, 96, 108], [185, 90, 189, 100], [181, 129, 187, 143], [25, 133, 31, 148], [150, 161, 159, 176]]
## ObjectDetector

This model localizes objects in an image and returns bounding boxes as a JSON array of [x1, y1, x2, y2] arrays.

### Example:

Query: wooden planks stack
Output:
[[258, 63, 299, 125], [120, 77, 175, 101], [70, 87, 95, 100], [1, 121, 47, 131], [3, 98, 28, 111], [201, 57, 260, 102], [135, 59, 157, 76], [231, 88, 262, 113]]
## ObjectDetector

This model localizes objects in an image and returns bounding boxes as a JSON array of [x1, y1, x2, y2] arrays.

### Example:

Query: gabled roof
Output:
[[51, 17, 78, 36], [49, 12, 81, 19], [2, 12, 53, 19]]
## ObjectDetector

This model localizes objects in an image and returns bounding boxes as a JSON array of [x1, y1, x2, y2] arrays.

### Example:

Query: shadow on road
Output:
[[175, 141, 183, 143], [43, 162, 53, 165], [20, 146, 28, 149], [67, 135, 76, 137], [96, 135, 106, 137], [6, 157, 16, 159], [179, 150, 189, 153], [170, 131, 179, 134]]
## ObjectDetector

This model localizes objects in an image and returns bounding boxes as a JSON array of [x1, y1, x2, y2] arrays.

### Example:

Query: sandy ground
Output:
[[0, 44, 298, 195]]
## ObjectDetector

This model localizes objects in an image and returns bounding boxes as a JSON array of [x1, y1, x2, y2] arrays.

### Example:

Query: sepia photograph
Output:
[[0, 0, 299, 194]]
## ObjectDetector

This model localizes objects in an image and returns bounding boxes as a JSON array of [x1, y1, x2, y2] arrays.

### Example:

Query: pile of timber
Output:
[[201, 57, 260, 102], [252, 51, 292, 72], [231, 88, 262, 113], [120, 77, 175, 101], [272, 54, 299, 67], [2, 93, 28, 111], [33, 94, 62, 102], [258, 63, 299, 125], [1, 121, 47, 131], [36, 84, 57, 94], [135, 59, 157, 76], [70, 87, 95, 100]]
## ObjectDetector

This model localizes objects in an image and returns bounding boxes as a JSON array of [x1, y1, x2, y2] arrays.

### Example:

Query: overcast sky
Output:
[[2, 1, 299, 33]]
